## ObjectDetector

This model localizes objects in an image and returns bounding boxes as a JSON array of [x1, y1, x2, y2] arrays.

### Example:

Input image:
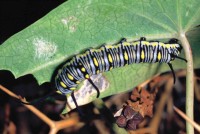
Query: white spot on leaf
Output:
[[61, 16, 79, 32], [61, 19, 68, 25], [33, 37, 57, 60]]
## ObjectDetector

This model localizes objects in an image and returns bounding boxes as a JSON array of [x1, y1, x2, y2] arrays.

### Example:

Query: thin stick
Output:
[[0, 85, 19, 99], [0, 85, 55, 127], [173, 106, 200, 132], [0, 84, 79, 134]]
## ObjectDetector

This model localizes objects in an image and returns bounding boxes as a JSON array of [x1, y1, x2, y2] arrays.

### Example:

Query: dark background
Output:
[[0, 0, 65, 44]]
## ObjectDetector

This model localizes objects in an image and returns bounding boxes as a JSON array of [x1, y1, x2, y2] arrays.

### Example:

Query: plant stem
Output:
[[179, 32, 194, 134]]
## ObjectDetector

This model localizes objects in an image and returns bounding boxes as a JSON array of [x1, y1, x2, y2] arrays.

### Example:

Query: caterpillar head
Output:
[[55, 76, 72, 95], [172, 43, 182, 56], [168, 39, 186, 62], [168, 39, 182, 58]]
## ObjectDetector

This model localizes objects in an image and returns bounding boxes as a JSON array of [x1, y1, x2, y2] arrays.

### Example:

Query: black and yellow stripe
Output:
[[55, 37, 183, 94]]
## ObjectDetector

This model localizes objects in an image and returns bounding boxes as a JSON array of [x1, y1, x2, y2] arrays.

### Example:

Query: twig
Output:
[[138, 74, 159, 88], [173, 106, 200, 132], [0, 85, 55, 127], [0, 85, 79, 134], [0, 85, 19, 99], [49, 115, 79, 134]]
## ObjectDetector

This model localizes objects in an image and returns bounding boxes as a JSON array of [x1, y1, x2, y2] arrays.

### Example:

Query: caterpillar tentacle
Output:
[[168, 63, 176, 84], [88, 78, 100, 98]]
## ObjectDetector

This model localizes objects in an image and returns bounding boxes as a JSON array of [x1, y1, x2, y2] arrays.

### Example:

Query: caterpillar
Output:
[[55, 37, 187, 109], [21, 37, 186, 111]]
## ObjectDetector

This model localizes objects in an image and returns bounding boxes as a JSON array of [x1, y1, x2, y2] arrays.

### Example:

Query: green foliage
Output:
[[0, 0, 200, 103]]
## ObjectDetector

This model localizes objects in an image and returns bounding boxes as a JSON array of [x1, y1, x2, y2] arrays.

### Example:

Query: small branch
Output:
[[0, 85, 19, 99], [173, 106, 200, 132], [55, 116, 79, 130], [138, 74, 159, 88], [0, 85, 55, 127], [49, 116, 79, 134], [179, 32, 194, 134], [0, 85, 80, 134], [23, 103, 55, 127]]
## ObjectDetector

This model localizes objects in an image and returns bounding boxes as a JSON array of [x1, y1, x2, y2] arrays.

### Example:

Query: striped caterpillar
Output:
[[21, 37, 186, 110], [55, 37, 187, 109]]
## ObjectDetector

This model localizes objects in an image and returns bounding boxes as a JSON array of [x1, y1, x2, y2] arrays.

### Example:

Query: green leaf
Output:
[[0, 0, 200, 108]]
